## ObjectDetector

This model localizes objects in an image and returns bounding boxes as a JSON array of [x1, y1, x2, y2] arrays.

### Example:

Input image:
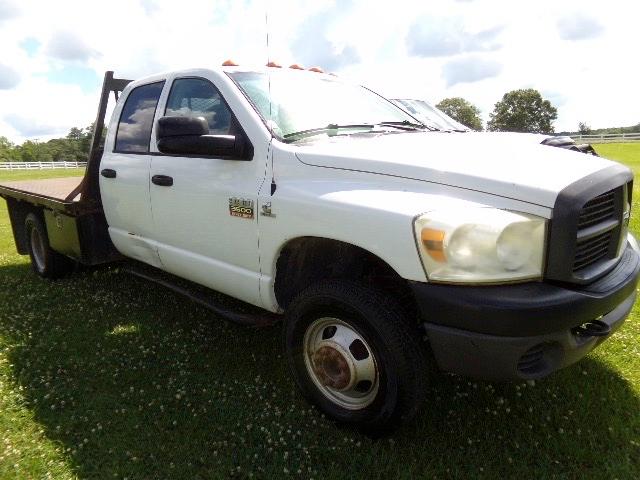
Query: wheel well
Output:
[[5, 199, 43, 255], [274, 237, 417, 316]]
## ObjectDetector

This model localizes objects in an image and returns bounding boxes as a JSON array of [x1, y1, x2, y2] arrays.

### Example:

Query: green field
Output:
[[1, 147, 639, 479], [0, 168, 85, 182]]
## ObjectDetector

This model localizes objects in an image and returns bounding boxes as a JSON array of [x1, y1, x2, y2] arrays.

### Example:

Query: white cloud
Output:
[[406, 16, 503, 57], [0, 63, 20, 89], [46, 31, 102, 62], [0, 0, 638, 141], [0, 78, 96, 139], [291, 2, 360, 71], [0, 0, 20, 23], [140, 0, 159, 15], [442, 55, 502, 86], [557, 13, 604, 41], [4, 113, 59, 137]]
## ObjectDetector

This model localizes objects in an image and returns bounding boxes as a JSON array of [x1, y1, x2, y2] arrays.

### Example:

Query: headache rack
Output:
[[65, 71, 132, 209]]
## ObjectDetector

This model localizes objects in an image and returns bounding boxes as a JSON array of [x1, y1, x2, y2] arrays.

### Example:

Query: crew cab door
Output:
[[149, 76, 263, 305], [100, 80, 165, 268]]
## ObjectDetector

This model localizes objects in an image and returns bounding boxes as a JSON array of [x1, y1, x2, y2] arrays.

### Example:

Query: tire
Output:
[[24, 212, 74, 279], [284, 280, 428, 434]]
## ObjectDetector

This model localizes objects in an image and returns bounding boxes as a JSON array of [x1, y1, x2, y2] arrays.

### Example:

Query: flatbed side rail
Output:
[[65, 71, 132, 204]]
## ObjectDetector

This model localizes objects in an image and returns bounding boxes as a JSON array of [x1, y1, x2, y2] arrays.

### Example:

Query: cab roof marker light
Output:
[[266, 61, 282, 68], [308, 66, 324, 73], [222, 59, 239, 66], [289, 63, 305, 70]]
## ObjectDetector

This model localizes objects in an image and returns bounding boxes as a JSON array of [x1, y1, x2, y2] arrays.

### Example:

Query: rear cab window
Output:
[[115, 81, 165, 153]]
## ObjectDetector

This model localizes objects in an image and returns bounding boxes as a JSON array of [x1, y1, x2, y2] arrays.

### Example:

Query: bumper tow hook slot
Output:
[[573, 320, 611, 338]]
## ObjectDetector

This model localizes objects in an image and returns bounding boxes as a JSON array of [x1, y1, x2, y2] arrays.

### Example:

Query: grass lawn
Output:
[[1, 149, 639, 479], [0, 168, 85, 182]]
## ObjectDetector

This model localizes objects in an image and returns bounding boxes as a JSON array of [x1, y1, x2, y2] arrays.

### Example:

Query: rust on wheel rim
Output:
[[311, 345, 353, 390], [303, 317, 379, 410]]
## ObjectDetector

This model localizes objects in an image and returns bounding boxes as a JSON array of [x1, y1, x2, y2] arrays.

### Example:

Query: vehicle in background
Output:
[[391, 98, 471, 132], [392, 97, 598, 154]]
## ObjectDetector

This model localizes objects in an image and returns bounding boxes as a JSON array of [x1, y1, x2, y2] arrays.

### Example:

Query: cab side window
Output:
[[115, 81, 165, 153], [165, 78, 232, 134]]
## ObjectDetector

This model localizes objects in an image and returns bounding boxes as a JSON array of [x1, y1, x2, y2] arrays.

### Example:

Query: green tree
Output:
[[66, 127, 84, 141], [436, 97, 483, 131], [80, 123, 98, 156], [17, 140, 53, 162], [45, 138, 83, 162], [0, 136, 15, 162], [578, 122, 591, 135], [487, 89, 557, 133]]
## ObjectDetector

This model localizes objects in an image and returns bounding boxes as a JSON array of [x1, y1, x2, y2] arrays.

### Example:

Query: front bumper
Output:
[[411, 245, 640, 380]]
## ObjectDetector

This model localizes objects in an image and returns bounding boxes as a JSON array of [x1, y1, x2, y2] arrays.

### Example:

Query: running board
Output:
[[123, 266, 280, 328]]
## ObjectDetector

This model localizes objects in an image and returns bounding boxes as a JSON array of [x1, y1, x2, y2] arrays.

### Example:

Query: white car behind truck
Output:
[[1, 65, 638, 433]]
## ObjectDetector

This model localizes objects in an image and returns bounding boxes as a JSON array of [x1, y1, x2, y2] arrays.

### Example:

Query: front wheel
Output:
[[284, 280, 428, 433]]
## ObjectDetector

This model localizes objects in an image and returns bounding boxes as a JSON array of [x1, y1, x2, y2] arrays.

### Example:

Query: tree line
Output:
[[567, 122, 640, 137], [436, 88, 558, 133], [437, 88, 639, 135], [0, 124, 95, 163]]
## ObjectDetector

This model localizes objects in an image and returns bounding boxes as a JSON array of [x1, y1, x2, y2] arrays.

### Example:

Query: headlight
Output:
[[414, 207, 547, 283]]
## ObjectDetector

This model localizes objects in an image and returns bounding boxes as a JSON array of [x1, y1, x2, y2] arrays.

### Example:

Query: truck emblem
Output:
[[261, 202, 276, 217], [228, 197, 254, 219]]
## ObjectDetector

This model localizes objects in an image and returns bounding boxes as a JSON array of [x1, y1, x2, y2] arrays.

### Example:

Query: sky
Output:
[[0, 0, 638, 143]]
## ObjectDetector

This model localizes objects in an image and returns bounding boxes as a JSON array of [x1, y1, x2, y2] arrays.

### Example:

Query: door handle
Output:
[[152, 175, 174, 187], [101, 168, 117, 178]]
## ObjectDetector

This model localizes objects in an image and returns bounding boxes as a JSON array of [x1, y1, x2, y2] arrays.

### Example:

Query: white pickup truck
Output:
[[1, 65, 638, 433]]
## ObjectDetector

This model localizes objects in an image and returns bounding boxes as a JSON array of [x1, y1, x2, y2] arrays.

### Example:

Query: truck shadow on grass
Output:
[[1, 263, 639, 479]]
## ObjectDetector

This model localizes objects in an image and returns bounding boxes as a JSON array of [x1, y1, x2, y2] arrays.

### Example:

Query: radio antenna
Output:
[[265, 7, 277, 195]]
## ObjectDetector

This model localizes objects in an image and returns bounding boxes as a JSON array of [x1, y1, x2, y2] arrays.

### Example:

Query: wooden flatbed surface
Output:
[[0, 177, 82, 202]]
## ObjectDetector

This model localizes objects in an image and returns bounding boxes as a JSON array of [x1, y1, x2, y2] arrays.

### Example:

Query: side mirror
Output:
[[156, 116, 250, 159]]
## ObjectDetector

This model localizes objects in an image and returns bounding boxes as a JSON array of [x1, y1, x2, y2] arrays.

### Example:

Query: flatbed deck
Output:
[[0, 176, 85, 213]]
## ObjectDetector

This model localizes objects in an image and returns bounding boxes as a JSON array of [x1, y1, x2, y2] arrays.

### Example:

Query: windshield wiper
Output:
[[378, 120, 437, 131], [282, 120, 436, 143], [283, 124, 376, 142]]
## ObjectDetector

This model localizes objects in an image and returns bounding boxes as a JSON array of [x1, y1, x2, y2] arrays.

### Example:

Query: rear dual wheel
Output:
[[284, 280, 428, 433], [24, 213, 75, 278]]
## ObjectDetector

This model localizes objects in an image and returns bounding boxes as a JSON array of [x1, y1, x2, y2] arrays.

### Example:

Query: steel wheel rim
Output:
[[303, 317, 379, 410], [30, 227, 46, 272]]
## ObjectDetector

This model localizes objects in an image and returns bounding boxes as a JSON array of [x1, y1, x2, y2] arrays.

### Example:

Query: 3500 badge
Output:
[[228, 197, 254, 219]]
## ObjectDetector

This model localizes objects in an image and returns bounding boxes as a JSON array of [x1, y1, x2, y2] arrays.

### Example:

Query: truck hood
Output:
[[294, 131, 615, 208]]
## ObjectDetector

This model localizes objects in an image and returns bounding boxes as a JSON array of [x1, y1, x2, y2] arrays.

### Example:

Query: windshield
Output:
[[391, 99, 470, 132], [228, 71, 420, 140]]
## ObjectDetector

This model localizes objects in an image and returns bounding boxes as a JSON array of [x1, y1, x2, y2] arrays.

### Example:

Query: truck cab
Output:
[[2, 65, 638, 433]]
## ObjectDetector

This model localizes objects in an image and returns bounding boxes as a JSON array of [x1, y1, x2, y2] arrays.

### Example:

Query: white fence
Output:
[[571, 132, 640, 143], [0, 161, 87, 170]]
